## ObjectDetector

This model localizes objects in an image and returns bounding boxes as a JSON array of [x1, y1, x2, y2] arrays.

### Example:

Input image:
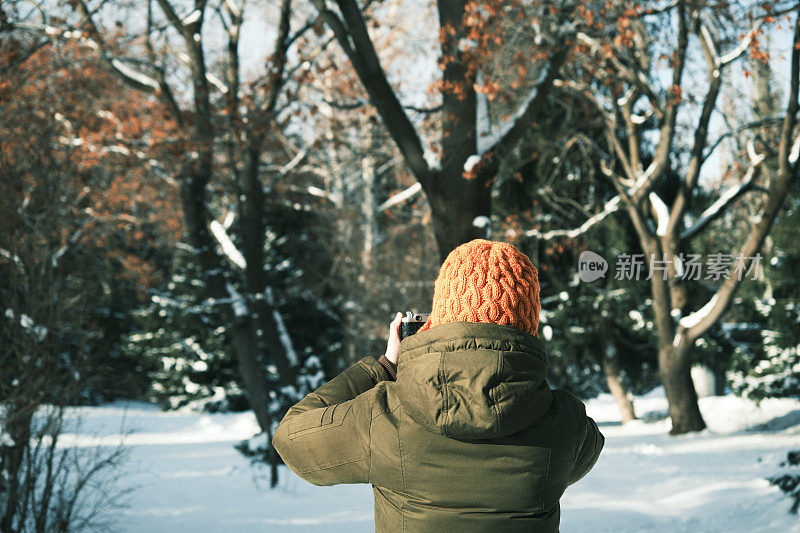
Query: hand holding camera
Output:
[[383, 311, 430, 365]]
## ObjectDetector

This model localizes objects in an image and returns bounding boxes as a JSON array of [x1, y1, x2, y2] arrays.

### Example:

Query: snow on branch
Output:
[[206, 73, 228, 94], [463, 155, 481, 174], [225, 282, 248, 318], [51, 228, 84, 268], [698, 22, 720, 71], [5, 308, 48, 341], [209, 218, 246, 269], [110, 59, 159, 91], [790, 135, 800, 164], [721, 23, 762, 66], [182, 9, 202, 26], [680, 147, 765, 241], [648, 192, 669, 236], [264, 287, 298, 366], [513, 195, 621, 240], [478, 68, 548, 155], [679, 294, 719, 330], [377, 182, 422, 211], [0, 248, 25, 272], [306, 186, 343, 205], [223, 0, 242, 18], [279, 149, 308, 176]]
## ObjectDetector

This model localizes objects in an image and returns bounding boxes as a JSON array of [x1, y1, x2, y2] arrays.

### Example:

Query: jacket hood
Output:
[[395, 321, 552, 440]]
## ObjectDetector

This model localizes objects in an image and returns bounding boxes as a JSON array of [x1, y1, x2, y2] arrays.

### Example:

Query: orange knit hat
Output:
[[419, 239, 540, 337]]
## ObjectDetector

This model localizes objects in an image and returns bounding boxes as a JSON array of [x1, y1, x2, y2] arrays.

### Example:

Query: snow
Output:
[[225, 282, 248, 318], [423, 148, 441, 171], [521, 195, 622, 240], [222, 0, 242, 18], [720, 23, 760, 66], [376, 182, 422, 211], [206, 73, 229, 94], [0, 247, 24, 270], [457, 38, 477, 52], [4, 308, 48, 341], [60, 391, 800, 532], [182, 9, 202, 26], [463, 154, 482, 173], [110, 59, 159, 91], [271, 309, 299, 367], [209, 220, 246, 269], [0, 428, 13, 447], [649, 192, 670, 236], [680, 294, 719, 330], [472, 215, 491, 228], [264, 287, 299, 366]]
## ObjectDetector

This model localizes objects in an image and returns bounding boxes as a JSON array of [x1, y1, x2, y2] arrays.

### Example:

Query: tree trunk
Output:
[[426, 0, 486, 262], [227, 320, 272, 431], [601, 341, 637, 424], [361, 120, 377, 271], [659, 344, 706, 435], [427, 173, 491, 261], [240, 139, 295, 387], [180, 173, 273, 434], [0, 408, 31, 531]]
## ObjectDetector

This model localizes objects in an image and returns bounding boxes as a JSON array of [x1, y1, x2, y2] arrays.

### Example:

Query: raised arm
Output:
[[272, 356, 391, 485], [272, 314, 402, 485]]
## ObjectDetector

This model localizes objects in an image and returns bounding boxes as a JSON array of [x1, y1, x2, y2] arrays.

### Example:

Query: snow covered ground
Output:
[[60, 389, 800, 532]]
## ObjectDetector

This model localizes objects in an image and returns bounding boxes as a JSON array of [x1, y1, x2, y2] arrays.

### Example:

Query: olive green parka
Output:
[[273, 321, 604, 532]]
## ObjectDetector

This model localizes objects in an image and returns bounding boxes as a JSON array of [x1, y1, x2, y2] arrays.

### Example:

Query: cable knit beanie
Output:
[[418, 239, 540, 337]]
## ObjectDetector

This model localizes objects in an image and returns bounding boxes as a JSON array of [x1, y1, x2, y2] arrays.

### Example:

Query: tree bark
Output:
[[427, 174, 492, 261], [0, 408, 32, 531], [361, 119, 377, 270], [659, 344, 706, 435], [601, 341, 637, 424], [180, 174, 273, 433], [240, 139, 295, 387], [312, 0, 567, 262]]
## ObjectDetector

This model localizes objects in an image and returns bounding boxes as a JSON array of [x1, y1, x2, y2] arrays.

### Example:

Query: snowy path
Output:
[[61, 390, 800, 532]]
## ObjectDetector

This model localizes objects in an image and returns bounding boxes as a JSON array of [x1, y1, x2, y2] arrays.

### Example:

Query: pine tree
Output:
[[729, 192, 800, 402]]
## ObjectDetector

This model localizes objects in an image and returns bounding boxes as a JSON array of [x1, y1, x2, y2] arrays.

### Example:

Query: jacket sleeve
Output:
[[568, 409, 604, 485], [272, 356, 392, 486]]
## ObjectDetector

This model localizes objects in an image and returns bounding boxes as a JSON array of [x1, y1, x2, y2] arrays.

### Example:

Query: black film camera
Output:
[[399, 312, 430, 340]]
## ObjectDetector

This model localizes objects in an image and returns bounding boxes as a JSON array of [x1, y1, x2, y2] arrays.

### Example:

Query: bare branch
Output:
[[680, 151, 766, 241], [681, 6, 800, 341], [209, 216, 247, 269], [310, 0, 430, 181], [263, 0, 292, 116], [515, 195, 622, 240], [376, 182, 422, 212], [477, 47, 568, 158]]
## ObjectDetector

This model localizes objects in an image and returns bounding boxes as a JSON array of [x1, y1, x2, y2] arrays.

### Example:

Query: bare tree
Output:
[[309, 0, 576, 259], [560, 0, 800, 433], [0, 33, 136, 524], [56, 0, 317, 452]]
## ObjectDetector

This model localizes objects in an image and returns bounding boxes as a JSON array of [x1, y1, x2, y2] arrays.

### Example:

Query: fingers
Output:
[[390, 314, 401, 340], [390, 312, 402, 332]]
